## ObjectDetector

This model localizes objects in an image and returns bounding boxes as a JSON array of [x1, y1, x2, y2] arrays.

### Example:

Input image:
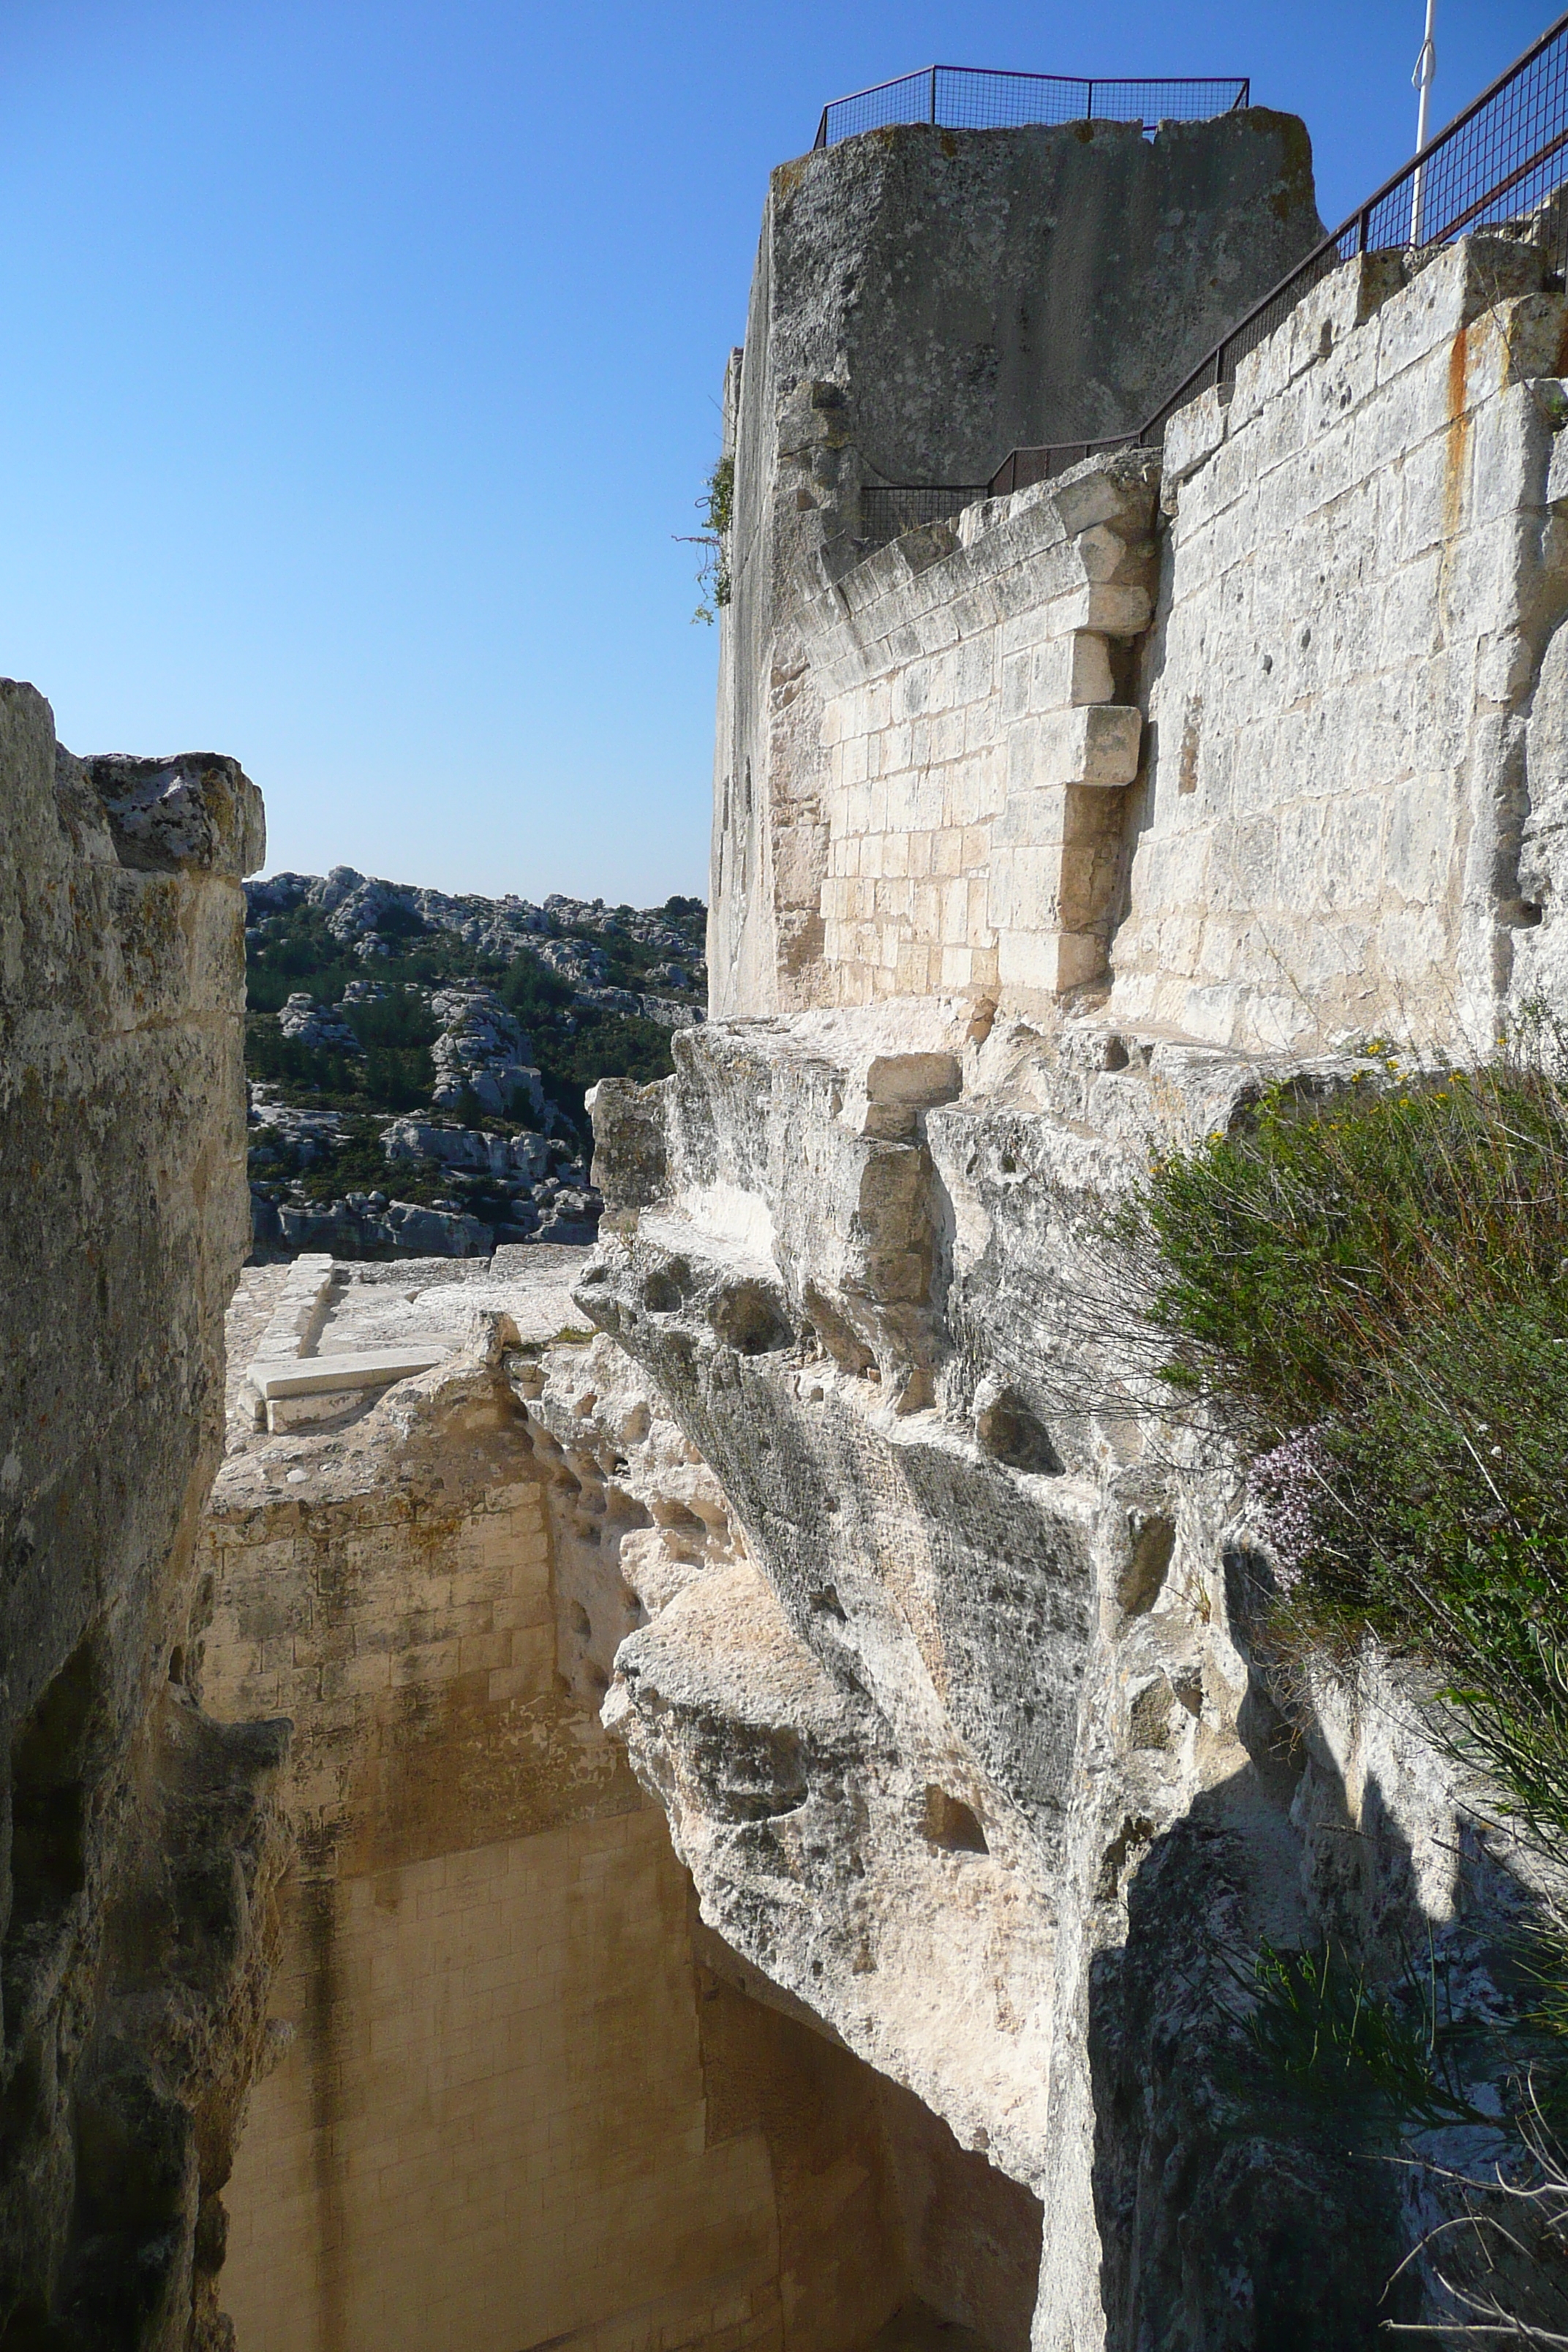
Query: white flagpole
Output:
[[1411, 0, 1438, 244]]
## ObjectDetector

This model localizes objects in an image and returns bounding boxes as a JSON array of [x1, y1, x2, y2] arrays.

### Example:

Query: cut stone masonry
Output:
[[722, 233, 1568, 1052], [799, 459, 1158, 1006], [1117, 236, 1568, 1049], [710, 110, 1324, 1019], [241, 1255, 449, 1430]]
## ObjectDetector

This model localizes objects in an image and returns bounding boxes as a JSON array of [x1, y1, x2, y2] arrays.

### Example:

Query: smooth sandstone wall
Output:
[[202, 1360, 791, 2352], [227, 1813, 781, 2352], [203, 1331, 1022, 2352]]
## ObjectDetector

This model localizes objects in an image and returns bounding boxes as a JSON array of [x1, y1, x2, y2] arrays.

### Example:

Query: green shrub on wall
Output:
[[682, 453, 734, 625], [1120, 1040, 1568, 2320], [1123, 1042, 1568, 2019], [1127, 1045, 1568, 1856]]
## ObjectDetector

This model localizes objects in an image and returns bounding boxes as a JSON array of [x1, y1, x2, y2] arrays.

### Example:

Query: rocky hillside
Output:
[[244, 866, 706, 1258]]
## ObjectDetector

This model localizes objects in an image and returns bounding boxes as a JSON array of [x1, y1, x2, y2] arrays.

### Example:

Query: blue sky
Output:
[[0, 0, 1550, 902]]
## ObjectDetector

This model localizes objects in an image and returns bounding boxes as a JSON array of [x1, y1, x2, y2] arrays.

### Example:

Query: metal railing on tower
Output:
[[813, 67, 1249, 151]]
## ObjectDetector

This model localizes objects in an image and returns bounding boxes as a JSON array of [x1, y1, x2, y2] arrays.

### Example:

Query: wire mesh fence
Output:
[[1140, 7, 1568, 444], [814, 68, 1248, 151], [988, 442, 1136, 497], [859, 486, 987, 548], [853, 14, 1568, 530]]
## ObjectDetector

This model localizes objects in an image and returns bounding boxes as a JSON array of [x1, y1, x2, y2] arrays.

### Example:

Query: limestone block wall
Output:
[[0, 679, 288, 2352], [709, 111, 1324, 1020], [797, 460, 1157, 1008], [1112, 236, 1568, 1050], [725, 232, 1568, 1056]]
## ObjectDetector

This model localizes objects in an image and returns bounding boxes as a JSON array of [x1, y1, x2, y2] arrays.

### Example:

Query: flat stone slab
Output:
[[252, 1344, 450, 1400], [238, 1245, 595, 1431], [253, 1253, 335, 1361]]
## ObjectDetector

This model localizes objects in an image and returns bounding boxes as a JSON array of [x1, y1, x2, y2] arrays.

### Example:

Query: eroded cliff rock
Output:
[[198, 1251, 1057, 2352], [0, 680, 287, 2352], [577, 1004, 1553, 2348]]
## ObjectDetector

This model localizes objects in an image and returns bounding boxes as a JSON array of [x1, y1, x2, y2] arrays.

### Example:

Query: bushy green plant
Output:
[[681, 453, 734, 625], [499, 955, 575, 1022], [338, 987, 439, 1053], [1127, 1049, 1568, 1860], [1142, 1058, 1568, 1844], [1238, 1934, 1495, 2138], [1121, 1023, 1568, 2276], [534, 1011, 676, 1128], [1126, 1049, 1568, 2340], [244, 1015, 435, 1115]]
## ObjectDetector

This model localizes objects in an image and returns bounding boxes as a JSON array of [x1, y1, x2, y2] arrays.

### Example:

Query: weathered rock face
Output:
[[578, 1006, 1550, 2346], [427, 984, 544, 1120], [200, 1256, 1050, 2352], [709, 110, 1324, 1018], [0, 680, 287, 2350]]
